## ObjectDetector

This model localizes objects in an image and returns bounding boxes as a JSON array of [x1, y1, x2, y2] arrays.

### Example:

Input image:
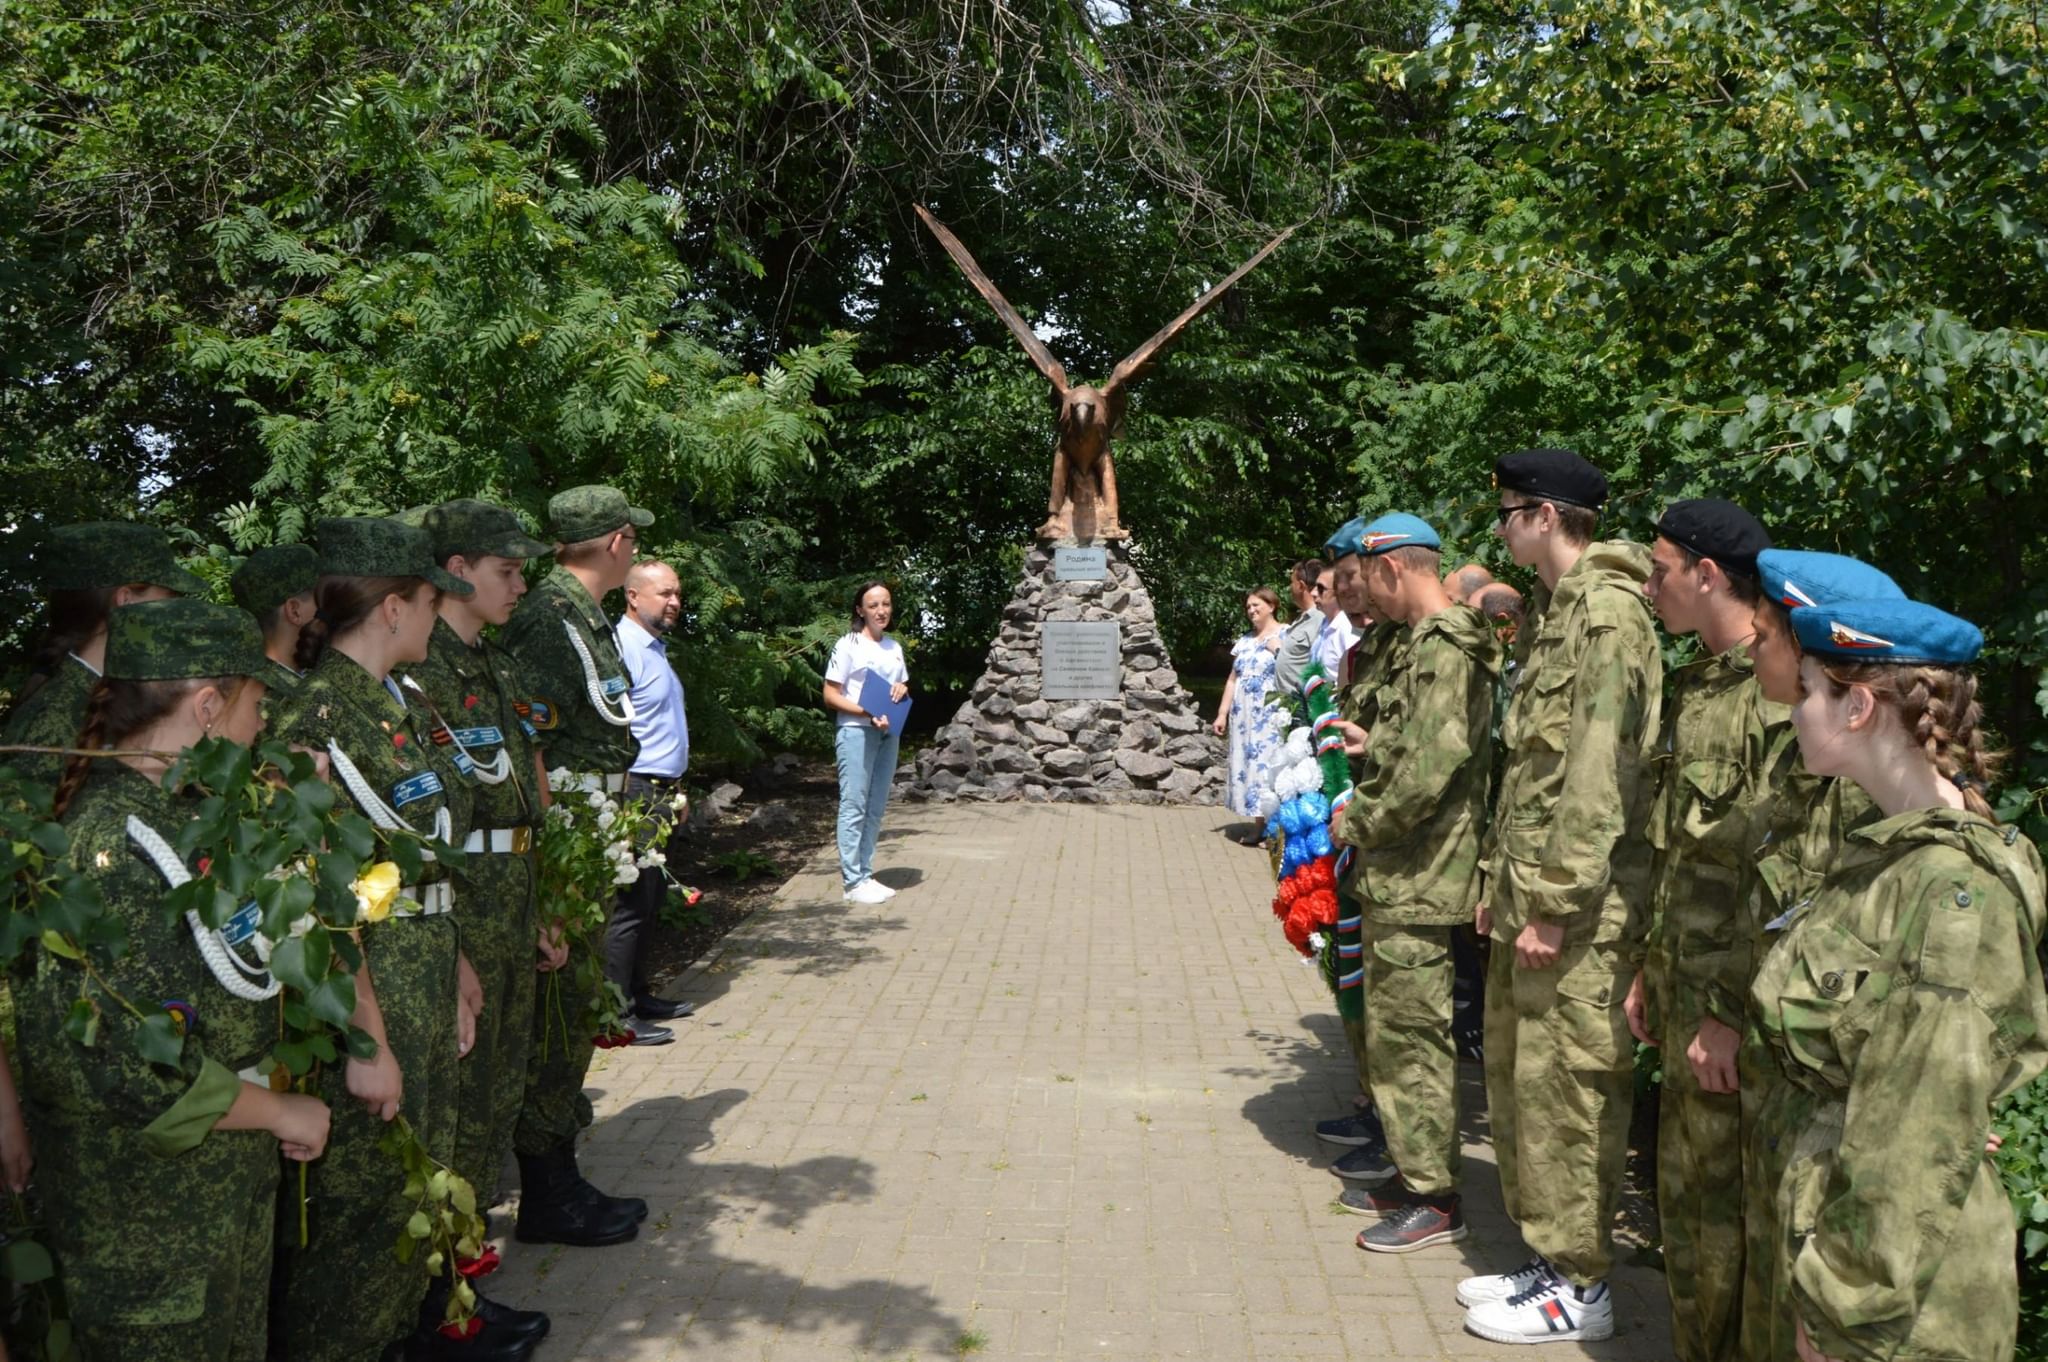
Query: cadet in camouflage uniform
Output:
[[1754, 599, 2047, 1362], [16, 600, 330, 1362], [229, 541, 320, 686], [1459, 449, 1662, 1345], [3, 522, 206, 789], [1624, 500, 1781, 1362], [494, 485, 651, 1244], [267, 519, 491, 1362], [1331, 515, 1502, 1253], [1737, 550, 1901, 1362]]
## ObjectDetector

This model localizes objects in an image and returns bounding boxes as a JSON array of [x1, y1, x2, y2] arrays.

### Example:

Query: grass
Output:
[[953, 1328, 990, 1356]]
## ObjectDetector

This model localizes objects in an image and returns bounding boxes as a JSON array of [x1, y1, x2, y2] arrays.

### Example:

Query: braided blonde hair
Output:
[[1819, 661, 2003, 821]]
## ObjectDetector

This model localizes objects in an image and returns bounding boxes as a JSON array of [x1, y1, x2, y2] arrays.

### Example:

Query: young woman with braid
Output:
[[1749, 598, 2048, 1362], [263, 519, 534, 1362], [17, 599, 330, 1362]]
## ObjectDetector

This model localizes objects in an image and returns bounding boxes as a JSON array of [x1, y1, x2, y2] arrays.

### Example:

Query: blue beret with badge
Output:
[[1789, 598, 1983, 665], [1756, 549, 1904, 611], [1324, 516, 1369, 559], [1357, 513, 1442, 556]]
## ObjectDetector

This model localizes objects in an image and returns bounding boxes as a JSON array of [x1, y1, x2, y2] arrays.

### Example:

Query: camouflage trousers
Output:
[[1364, 920, 1459, 1196], [26, 1104, 277, 1362], [279, 916, 460, 1362], [1655, 1023, 1743, 1362], [452, 850, 539, 1204], [1482, 936, 1635, 1284], [1337, 887, 1369, 1097], [515, 941, 597, 1158]]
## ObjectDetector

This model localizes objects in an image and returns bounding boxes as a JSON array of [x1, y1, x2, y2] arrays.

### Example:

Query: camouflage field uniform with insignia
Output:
[[497, 564, 637, 1156], [1481, 540, 1662, 1285], [1640, 644, 1785, 1362], [1341, 603, 1501, 1196], [2, 656, 100, 788], [1333, 619, 1409, 1088], [270, 652, 472, 1362], [1748, 809, 2048, 1362], [405, 617, 544, 1205], [1738, 738, 1877, 1362], [16, 765, 283, 1362]]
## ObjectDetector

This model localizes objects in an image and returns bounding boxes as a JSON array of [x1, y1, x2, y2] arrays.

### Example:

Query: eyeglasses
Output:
[[1309, 584, 1327, 596], [1495, 502, 1544, 526]]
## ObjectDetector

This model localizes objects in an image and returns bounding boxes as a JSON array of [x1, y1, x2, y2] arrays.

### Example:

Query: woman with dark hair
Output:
[[265, 519, 533, 1362], [1749, 597, 2047, 1362], [2, 521, 206, 788], [17, 599, 330, 1362], [1212, 585, 1287, 819], [823, 580, 908, 905]]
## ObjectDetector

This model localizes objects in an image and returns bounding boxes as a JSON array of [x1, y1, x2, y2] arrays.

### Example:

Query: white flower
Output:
[[670, 792, 689, 813], [596, 809, 616, 832], [547, 804, 574, 825], [636, 850, 666, 869], [613, 864, 640, 886], [548, 767, 572, 786], [288, 912, 318, 939], [1308, 931, 1327, 953]]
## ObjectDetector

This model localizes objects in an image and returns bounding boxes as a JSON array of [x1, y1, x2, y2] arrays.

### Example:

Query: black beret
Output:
[[1655, 498, 1770, 577], [1494, 448, 1608, 510]]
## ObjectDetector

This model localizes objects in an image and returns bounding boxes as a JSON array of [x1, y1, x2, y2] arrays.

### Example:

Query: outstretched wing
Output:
[[1103, 225, 1296, 397], [915, 205, 1069, 394]]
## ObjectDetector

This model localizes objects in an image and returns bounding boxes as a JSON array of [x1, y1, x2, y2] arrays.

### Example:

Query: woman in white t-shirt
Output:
[[823, 581, 910, 904]]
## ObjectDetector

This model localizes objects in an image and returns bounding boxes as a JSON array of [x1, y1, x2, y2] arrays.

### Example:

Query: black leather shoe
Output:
[[632, 995, 696, 1021], [627, 1021, 674, 1046], [514, 1147, 640, 1247], [403, 1282, 544, 1362], [475, 1294, 550, 1343]]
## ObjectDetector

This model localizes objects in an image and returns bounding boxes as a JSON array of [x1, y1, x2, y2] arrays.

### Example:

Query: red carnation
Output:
[[392, 732, 407, 749], [437, 1316, 483, 1341], [463, 694, 479, 710], [456, 1247, 500, 1279]]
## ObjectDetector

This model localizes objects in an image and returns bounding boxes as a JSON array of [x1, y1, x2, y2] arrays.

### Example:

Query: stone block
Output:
[[987, 773, 1025, 800], [1023, 721, 1068, 746], [980, 694, 1015, 720], [1155, 709, 1201, 735], [1043, 748, 1090, 777], [1158, 768, 1206, 801], [1096, 768, 1135, 793], [1115, 750, 1175, 782], [1054, 704, 1095, 731], [1012, 700, 1050, 722], [1118, 719, 1162, 750], [988, 745, 1032, 775]]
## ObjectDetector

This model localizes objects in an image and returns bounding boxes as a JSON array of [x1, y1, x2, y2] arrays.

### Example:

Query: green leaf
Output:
[[0, 1238, 54, 1285], [135, 1011, 187, 1068], [38, 930, 81, 960]]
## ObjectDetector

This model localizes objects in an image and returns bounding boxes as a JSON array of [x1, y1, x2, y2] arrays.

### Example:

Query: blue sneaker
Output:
[[1329, 1142, 1397, 1183], [1313, 1109, 1383, 1147]]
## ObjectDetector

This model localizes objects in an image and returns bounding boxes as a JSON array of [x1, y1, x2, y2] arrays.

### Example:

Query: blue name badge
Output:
[[448, 749, 476, 779], [602, 676, 627, 697], [450, 726, 504, 749], [221, 900, 262, 947], [392, 770, 445, 808]]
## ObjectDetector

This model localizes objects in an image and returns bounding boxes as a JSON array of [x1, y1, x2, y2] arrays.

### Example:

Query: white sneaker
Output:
[[843, 879, 890, 905], [1464, 1276, 1614, 1345], [1455, 1256, 1553, 1309], [869, 878, 897, 899]]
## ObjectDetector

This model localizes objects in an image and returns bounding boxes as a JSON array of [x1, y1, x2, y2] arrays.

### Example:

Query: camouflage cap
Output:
[[313, 517, 474, 597], [44, 522, 208, 596], [229, 543, 320, 616], [425, 499, 553, 564], [104, 599, 276, 684], [547, 485, 653, 543]]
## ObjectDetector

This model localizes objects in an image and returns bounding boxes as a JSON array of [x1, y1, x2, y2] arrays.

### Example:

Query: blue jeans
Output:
[[834, 721, 900, 888]]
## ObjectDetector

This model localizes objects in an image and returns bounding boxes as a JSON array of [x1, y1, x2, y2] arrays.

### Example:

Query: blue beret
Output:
[[1358, 513, 1442, 555], [1756, 549, 1904, 611], [1789, 598, 1983, 665], [1324, 517, 1369, 559]]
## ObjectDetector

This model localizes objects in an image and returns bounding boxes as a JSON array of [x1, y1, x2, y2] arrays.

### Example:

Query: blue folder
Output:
[[858, 671, 912, 733]]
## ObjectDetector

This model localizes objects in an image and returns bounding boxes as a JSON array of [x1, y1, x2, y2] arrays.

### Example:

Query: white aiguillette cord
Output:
[[398, 675, 512, 784], [125, 816, 282, 1002], [564, 619, 635, 727], [326, 739, 453, 852]]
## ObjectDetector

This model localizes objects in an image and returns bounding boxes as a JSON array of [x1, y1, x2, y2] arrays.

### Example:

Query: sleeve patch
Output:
[[1919, 897, 1984, 990]]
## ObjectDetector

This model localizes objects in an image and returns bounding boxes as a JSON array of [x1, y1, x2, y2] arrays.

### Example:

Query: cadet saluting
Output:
[[494, 485, 652, 1243], [1753, 597, 2047, 1362], [19, 600, 330, 1361], [266, 518, 488, 1362], [3, 523, 207, 789]]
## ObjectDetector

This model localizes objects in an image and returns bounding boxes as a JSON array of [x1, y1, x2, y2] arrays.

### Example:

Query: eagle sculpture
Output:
[[916, 206, 1293, 542]]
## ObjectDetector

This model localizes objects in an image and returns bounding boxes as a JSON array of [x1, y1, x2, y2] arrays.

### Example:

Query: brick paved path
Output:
[[495, 803, 1673, 1361]]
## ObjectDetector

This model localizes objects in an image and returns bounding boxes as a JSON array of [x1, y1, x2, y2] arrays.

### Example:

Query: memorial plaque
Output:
[[1053, 546, 1109, 581], [1042, 621, 1121, 699]]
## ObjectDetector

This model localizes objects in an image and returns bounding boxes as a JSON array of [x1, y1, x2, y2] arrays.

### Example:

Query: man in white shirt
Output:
[[607, 560, 696, 1041]]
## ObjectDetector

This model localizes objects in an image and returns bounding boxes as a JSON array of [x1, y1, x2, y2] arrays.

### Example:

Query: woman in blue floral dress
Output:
[[1212, 586, 1288, 818]]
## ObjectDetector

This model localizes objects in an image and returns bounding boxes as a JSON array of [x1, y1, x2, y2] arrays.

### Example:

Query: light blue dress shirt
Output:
[[617, 614, 689, 778]]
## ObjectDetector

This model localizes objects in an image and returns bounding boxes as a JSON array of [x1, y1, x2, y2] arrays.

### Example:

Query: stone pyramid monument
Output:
[[906, 541, 1224, 804]]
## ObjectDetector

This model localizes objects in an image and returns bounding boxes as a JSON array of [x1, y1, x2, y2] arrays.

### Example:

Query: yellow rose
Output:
[[352, 862, 403, 924]]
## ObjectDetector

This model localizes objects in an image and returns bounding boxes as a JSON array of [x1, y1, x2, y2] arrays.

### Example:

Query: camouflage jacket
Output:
[[1342, 603, 1502, 924], [496, 566, 638, 776], [1484, 541, 1663, 949], [1746, 733, 1880, 1006], [1751, 808, 2048, 1362], [1642, 644, 1788, 1037], [2, 654, 98, 790], [268, 650, 470, 885], [404, 619, 542, 834], [18, 764, 274, 1155], [1336, 619, 1408, 735]]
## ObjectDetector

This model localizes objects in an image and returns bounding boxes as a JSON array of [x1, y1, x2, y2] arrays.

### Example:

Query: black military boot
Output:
[[401, 1279, 544, 1362], [513, 1145, 639, 1246], [561, 1141, 649, 1224]]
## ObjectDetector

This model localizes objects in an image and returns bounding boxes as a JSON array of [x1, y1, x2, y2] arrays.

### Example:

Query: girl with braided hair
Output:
[[1750, 597, 2048, 1362], [16, 599, 330, 1362]]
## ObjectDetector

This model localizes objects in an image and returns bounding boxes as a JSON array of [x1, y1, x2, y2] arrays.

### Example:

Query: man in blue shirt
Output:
[[606, 559, 697, 1042]]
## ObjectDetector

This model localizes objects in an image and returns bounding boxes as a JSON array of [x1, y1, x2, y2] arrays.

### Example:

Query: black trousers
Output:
[[604, 772, 688, 998]]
